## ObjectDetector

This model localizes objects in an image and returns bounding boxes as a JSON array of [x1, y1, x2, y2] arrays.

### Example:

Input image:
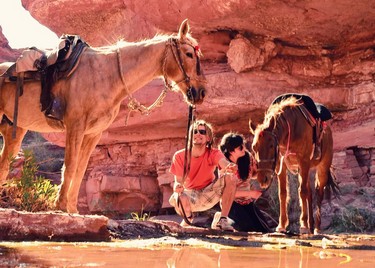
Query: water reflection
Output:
[[0, 241, 374, 267]]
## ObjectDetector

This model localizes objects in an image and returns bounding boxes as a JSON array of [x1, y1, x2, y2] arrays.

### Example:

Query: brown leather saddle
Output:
[[0, 34, 89, 122]]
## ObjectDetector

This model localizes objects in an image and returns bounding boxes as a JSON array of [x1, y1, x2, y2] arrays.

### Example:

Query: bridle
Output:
[[253, 119, 296, 183], [162, 38, 203, 103], [117, 36, 203, 122], [253, 130, 279, 176]]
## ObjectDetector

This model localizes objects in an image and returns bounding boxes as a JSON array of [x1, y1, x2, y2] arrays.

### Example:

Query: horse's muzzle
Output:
[[187, 87, 206, 105], [257, 171, 274, 189]]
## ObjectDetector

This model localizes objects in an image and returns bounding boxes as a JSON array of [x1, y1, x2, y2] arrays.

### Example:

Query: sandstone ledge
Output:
[[1, 209, 374, 250], [0, 208, 109, 242]]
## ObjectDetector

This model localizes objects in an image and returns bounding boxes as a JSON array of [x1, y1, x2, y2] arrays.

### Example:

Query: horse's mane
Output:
[[92, 32, 198, 53], [257, 97, 301, 132]]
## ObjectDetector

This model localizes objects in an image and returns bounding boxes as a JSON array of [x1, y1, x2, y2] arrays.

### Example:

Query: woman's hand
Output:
[[248, 190, 262, 200]]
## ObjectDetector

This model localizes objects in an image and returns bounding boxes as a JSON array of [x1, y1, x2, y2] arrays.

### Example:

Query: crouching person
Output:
[[217, 132, 271, 233], [169, 119, 237, 231]]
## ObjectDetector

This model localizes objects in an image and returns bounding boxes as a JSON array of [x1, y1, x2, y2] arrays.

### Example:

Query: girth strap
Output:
[[12, 73, 24, 138]]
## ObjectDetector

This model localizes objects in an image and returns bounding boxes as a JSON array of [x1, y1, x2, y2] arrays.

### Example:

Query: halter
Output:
[[117, 37, 202, 124], [254, 119, 296, 178], [162, 38, 203, 103], [254, 131, 279, 175]]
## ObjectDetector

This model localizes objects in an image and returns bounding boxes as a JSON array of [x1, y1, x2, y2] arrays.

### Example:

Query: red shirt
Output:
[[170, 148, 224, 190]]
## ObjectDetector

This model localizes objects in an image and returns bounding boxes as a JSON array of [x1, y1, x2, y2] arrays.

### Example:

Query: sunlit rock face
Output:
[[0, 27, 20, 62], [0, 0, 373, 216]]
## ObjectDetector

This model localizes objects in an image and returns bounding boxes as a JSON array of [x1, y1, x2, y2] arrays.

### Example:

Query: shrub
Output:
[[1, 150, 58, 212], [330, 206, 375, 233]]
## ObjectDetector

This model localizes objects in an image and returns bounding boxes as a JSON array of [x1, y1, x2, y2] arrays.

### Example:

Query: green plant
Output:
[[330, 206, 375, 233], [1, 150, 58, 212], [130, 205, 150, 221]]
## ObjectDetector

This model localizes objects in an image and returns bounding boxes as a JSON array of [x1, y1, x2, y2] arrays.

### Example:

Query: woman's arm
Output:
[[235, 190, 262, 200], [218, 157, 237, 173]]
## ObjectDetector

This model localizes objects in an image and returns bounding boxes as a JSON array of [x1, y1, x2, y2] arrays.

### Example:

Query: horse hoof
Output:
[[67, 205, 79, 214], [314, 228, 321, 235], [299, 227, 311, 235], [276, 226, 287, 233], [55, 200, 67, 212]]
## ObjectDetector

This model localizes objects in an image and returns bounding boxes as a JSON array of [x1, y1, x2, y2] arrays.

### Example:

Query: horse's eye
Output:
[[186, 52, 193, 58]]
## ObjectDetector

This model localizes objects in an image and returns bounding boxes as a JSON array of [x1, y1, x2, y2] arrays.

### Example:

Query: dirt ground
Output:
[[108, 215, 375, 250]]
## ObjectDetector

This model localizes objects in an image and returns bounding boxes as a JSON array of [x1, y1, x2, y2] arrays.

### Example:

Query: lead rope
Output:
[[177, 104, 195, 226], [276, 120, 296, 175], [117, 46, 169, 126]]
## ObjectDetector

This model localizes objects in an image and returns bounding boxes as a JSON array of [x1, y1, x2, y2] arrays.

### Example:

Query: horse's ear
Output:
[[179, 19, 190, 38], [249, 119, 256, 136]]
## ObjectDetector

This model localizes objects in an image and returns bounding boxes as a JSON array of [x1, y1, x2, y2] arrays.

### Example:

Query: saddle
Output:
[[298, 101, 332, 160], [272, 93, 332, 160], [0, 34, 89, 121]]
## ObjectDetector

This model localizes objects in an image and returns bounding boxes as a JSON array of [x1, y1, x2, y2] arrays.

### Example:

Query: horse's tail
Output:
[[324, 166, 341, 201]]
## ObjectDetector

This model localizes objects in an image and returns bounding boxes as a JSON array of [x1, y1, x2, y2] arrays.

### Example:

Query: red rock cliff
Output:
[[1, 0, 374, 215]]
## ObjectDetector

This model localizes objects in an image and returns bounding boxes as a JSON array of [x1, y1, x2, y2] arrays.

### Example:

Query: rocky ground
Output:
[[1, 208, 374, 250]]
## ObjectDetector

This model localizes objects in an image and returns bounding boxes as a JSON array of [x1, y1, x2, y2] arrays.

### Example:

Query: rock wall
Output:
[[1, 0, 374, 218]]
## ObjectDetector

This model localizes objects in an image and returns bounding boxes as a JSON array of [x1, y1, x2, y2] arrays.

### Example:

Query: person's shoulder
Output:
[[173, 148, 186, 157], [209, 148, 225, 158]]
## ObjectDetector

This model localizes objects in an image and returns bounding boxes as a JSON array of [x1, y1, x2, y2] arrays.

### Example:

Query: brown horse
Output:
[[250, 96, 339, 234], [0, 19, 207, 213]]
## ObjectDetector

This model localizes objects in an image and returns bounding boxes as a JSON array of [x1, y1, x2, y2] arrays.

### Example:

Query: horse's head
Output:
[[251, 127, 279, 189], [163, 19, 207, 105]]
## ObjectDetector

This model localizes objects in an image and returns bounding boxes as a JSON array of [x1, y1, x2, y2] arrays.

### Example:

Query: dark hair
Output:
[[219, 133, 244, 158], [219, 132, 250, 180]]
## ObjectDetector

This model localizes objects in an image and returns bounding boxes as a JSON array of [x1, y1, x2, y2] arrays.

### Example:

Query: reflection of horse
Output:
[[250, 96, 339, 234], [0, 19, 207, 213]]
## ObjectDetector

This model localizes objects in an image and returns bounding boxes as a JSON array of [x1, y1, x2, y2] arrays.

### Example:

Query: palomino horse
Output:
[[0, 19, 207, 213], [250, 96, 339, 234]]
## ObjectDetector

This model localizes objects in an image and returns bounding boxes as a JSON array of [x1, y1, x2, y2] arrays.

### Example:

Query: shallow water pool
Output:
[[0, 240, 374, 267]]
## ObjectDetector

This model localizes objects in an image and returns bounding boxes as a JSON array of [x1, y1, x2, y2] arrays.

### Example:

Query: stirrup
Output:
[[45, 99, 64, 121]]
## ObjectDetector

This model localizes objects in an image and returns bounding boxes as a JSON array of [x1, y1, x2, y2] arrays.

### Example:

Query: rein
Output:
[[177, 104, 195, 226], [276, 120, 296, 175], [255, 118, 296, 192]]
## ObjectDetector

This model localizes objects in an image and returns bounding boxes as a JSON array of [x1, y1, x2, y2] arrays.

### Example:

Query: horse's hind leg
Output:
[[298, 166, 313, 234], [0, 123, 27, 182], [314, 166, 329, 235]]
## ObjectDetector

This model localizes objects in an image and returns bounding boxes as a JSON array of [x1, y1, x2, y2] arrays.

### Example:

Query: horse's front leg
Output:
[[298, 166, 312, 234], [0, 123, 27, 182], [55, 128, 84, 213], [66, 132, 102, 213], [276, 167, 288, 233]]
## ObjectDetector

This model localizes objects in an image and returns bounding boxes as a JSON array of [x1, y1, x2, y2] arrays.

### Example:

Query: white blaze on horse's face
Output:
[[167, 19, 207, 105]]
